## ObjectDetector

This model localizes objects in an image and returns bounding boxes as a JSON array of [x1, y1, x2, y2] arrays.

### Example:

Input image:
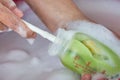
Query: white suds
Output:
[[92, 73, 106, 80], [0, 28, 12, 33], [46, 69, 79, 80], [30, 57, 41, 66], [18, 26, 27, 38], [5, 49, 30, 62], [26, 38, 35, 45], [0, 30, 3, 33]]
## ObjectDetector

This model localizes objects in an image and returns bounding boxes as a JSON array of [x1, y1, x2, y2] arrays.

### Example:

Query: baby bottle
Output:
[[49, 29, 120, 78]]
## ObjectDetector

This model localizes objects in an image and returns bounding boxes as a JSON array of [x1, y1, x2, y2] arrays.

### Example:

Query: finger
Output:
[[81, 74, 92, 80], [0, 0, 23, 18], [0, 3, 36, 38], [0, 22, 8, 31], [12, 8, 23, 18]]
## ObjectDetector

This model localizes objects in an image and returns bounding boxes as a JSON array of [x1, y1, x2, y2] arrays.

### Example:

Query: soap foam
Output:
[[7, 50, 29, 61], [0, 49, 75, 80], [26, 38, 35, 45], [0, 49, 30, 63], [17, 26, 27, 38], [46, 69, 79, 80]]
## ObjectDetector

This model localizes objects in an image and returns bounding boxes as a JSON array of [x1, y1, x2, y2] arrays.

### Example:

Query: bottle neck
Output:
[[48, 29, 75, 56]]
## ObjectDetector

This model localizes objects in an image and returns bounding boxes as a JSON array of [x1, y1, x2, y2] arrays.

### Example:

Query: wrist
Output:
[[25, 0, 89, 32]]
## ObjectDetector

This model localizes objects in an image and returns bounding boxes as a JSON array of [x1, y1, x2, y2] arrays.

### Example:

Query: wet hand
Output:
[[0, 0, 36, 38]]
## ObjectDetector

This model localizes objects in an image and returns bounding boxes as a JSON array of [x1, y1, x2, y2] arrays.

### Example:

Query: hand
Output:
[[0, 0, 36, 38]]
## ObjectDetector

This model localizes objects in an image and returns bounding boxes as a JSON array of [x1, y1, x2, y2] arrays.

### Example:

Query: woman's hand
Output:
[[0, 0, 36, 38]]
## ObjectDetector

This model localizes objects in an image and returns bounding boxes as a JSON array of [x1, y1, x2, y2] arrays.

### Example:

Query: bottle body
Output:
[[49, 29, 120, 78], [59, 32, 120, 77]]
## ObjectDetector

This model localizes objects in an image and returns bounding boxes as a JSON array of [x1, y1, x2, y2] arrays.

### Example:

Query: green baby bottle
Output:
[[49, 29, 120, 77]]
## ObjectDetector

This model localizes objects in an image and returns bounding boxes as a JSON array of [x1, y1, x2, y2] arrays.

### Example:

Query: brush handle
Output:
[[23, 20, 56, 42]]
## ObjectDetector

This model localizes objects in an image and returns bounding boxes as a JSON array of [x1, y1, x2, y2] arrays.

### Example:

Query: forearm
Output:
[[25, 0, 89, 32]]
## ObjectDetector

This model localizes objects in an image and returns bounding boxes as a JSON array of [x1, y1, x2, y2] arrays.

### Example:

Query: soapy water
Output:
[[0, 49, 79, 80]]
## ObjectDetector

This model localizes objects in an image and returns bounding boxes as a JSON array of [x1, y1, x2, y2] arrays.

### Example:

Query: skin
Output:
[[81, 74, 92, 80], [25, 0, 89, 32]]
